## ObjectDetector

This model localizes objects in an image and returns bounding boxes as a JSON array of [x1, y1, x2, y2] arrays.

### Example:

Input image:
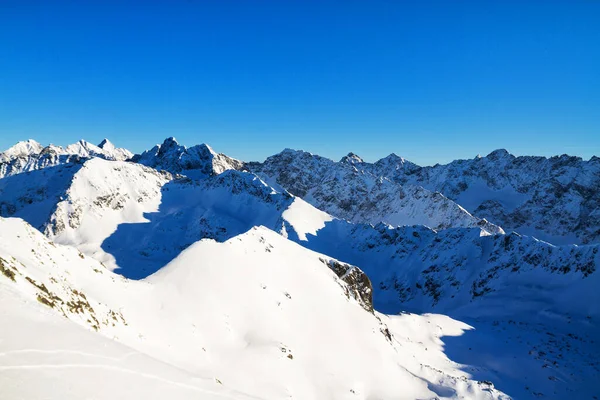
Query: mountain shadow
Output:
[[101, 177, 293, 279]]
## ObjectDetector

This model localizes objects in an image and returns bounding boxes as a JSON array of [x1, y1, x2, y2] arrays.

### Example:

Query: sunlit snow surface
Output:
[[0, 218, 508, 399], [0, 140, 599, 399]]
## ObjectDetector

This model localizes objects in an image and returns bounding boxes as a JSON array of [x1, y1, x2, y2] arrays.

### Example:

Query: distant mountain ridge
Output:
[[374, 149, 600, 245], [132, 137, 243, 179], [0, 138, 133, 178], [3, 137, 599, 244], [247, 148, 503, 235]]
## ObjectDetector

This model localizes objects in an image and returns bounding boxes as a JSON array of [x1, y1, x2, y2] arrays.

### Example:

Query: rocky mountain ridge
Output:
[[0, 138, 133, 178]]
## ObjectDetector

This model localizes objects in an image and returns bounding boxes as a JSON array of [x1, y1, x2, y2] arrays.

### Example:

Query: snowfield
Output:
[[0, 217, 507, 399], [0, 138, 598, 399]]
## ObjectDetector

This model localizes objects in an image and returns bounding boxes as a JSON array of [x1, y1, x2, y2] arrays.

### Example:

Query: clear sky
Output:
[[1, 1, 598, 165]]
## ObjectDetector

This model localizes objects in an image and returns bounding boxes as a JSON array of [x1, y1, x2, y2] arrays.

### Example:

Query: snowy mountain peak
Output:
[[486, 148, 513, 160], [1, 139, 44, 158], [164, 136, 179, 144], [98, 138, 114, 150], [340, 152, 364, 164], [160, 136, 181, 151], [134, 137, 243, 179], [380, 152, 402, 161], [65, 139, 100, 157], [64, 139, 133, 161]]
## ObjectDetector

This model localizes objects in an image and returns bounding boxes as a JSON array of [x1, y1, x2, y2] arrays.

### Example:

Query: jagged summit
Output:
[[0, 138, 133, 178], [248, 146, 503, 234], [1, 139, 44, 159], [486, 148, 513, 160], [134, 137, 243, 178], [371, 153, 420, 175], [340, 152, 364, 164]]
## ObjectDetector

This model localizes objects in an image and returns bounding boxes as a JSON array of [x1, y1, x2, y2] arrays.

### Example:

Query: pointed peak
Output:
[[374, 153, 419, 169], [74, 139, 93, 147], [274, 148, 310, 158], [162, 137, 179, 146], [98, 138, 114, 149], [2, 139, 44, 157], [156, 137, 183, 155], [379, 153, 403, 162], [188, 143, 217, 157], [340, 152, 364, 164], [486, 149, 512, 160]]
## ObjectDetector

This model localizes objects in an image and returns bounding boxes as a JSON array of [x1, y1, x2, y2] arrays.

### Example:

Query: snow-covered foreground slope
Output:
[[0, 217, 506, 399], [248, 149, 503, 234], [297, 222, 600, 398]]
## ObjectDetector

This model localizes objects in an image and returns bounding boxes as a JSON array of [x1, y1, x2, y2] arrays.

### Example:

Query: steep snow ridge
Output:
[[281, 197, 333, 241], [0, 138, 133, 178], [96, 169, 337, 278], [134, 137, 244, 179], [381, 149, 600, 245], [48, 159, 172, 268], [0, 161, 86, 230], [249, 148, 503, 234], [98, 138, 134, 160], [0, 217, 507, 399]]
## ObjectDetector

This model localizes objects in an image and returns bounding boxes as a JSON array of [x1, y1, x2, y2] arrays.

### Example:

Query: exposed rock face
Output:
[[321, 258, 373, 313], [133, 137, 244, 178], [248, 149, 504, 234]]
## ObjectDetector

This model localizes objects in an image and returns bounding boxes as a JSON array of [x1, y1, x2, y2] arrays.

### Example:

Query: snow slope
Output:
[[0, 217, 506, 399], [294, 220, 600, 398]]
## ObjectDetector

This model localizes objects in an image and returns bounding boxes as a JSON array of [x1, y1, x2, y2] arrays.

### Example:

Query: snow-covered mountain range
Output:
[[1, 137, 598, 399], [133, 137, 244, 179], [0, 138, 133, 178], [247, 149, 504, 235], [362, 149, 600, 245]]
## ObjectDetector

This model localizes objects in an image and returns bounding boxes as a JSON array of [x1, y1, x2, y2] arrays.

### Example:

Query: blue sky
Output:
[[1, 1, 598, 165]]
